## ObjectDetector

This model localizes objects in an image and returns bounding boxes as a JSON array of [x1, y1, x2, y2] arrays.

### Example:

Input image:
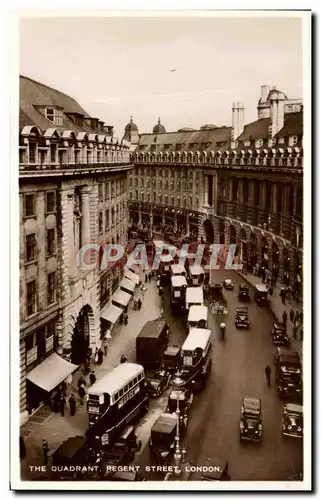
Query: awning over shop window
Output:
[[100, 303, 123, 325], [124, 269, 140, 285], [112, 289, 132, 308], [119, 277, 136, 294], [27, 353, 78, 393]]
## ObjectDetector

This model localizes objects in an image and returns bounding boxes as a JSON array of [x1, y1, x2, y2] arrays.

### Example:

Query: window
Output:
[[98, 184, 104, 201], [19, 149, 25, 164], [29, 143, 36, 163], [45, 108, 63, 126], [50, 145, 56, 163], [47, 272, 56, 305], [105, 210, 109, 230], [278, 137, 285, 144], [289, 135, 298, 147], [27, 281, 37, 316], [46, 228, 56, 256], [243, 140, 251, 148], [24, 194, 35, 217], [26, 234, 37, 262], [75, 150, 81, 164], [46, 192, 56, 213], [255, 139, 263, 148], [99, 212, 103, 233]]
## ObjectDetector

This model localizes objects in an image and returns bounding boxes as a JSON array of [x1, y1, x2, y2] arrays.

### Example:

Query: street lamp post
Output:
[[172, 370, 185, 478]]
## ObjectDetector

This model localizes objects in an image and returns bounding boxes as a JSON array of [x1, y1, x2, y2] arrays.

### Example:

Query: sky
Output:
[[19, 14, 303, 139]]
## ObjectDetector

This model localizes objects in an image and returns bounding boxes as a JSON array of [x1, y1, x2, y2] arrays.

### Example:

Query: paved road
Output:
[[135, 269, 303, 481]]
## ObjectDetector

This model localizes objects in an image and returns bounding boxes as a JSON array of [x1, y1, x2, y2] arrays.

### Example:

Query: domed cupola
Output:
[[152, 117, 166, 134], [123, 116, 139, 144]]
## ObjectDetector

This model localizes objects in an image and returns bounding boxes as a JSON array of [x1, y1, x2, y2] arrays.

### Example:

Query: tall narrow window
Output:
[[27, 281, 37, 316], [26, 234, 37, 262], [46, 192, 56, 213], [47, 272, 56, 305], [24, 194, 35, 217]]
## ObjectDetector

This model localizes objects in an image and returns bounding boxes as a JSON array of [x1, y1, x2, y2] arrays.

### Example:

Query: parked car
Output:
[[282, 403, 303, 439], [149, 412, 188, 464], [271, 322, 290, 346], [240, 397, 263, 443], [146, 369, 171, 398], [235, 307, 250, 329], [238, 284, 250, 302], [223, 279, 234, 290]]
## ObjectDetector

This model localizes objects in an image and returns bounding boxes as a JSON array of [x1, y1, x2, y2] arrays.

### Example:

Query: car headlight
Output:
[[282, 424, 286, 430], [288, 425, 292, 430], [297, 427, 302, 432]]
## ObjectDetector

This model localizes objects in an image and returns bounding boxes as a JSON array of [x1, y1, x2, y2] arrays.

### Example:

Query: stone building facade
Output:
[[128, 85, 303, 289], [19, 76, 132, 416]]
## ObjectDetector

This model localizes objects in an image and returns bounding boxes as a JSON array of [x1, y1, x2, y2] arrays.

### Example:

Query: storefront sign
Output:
[[26, 346, 37, 366], [46, 336, 54, 352]]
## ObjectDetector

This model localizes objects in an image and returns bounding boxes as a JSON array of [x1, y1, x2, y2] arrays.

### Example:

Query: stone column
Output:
[[229, 179, 233, 201], [260, 181, 267, 209], [138, 203, 142, 226], [204, 175, 209, 205], [67, 192, 76, 278], [186, 213, 190, 236], [238, 179, 244, 204], [80, 186, 91, 250], [272, 183, 278, 213]]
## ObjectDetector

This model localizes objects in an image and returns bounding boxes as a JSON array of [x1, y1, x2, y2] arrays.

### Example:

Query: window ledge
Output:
[[25, 260, 38, 267], [23, 215, 37, 221]]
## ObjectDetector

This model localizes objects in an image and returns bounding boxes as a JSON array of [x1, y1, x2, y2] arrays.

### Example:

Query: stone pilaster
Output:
[[80, 186, 91, 249], [186, 213, 190, 236]]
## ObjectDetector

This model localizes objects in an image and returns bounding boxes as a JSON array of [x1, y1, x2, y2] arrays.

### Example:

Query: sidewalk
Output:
[[236, 270, 303, 359], [20, 277, 161, 481]]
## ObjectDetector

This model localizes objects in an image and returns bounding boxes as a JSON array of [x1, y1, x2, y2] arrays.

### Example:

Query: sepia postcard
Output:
[[10, 9, 311, 492]]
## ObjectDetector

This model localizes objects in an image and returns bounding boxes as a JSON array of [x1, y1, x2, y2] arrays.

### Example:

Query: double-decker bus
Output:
[[188, 264, 205, 287], [180, 328, 212, 392], [170, 263, 187, 278], [86, 363, 148, 448], [187, 304, 208, 330]]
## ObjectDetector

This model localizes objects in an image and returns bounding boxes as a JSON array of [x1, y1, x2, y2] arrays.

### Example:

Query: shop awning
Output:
[[27, 353, 78, 393], [124, 269, 140, 285], [100, 303, 123, 325], [112, 289, 132, 308], [119, 277, 136, 294]]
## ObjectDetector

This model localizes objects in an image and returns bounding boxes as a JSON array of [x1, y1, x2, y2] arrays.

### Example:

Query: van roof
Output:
[[171, 264, 185, 274], [186, 287, 204, 303], [137, 319, 167, 339], [188, 305, 208, 322], [171, 275, 187, 287]]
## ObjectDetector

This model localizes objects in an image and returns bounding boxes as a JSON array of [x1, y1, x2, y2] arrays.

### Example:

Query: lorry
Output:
[[136, 319, 169, 369]]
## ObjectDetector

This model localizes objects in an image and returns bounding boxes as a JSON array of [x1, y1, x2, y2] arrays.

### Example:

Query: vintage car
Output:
[[149, 412, 188, 464], [210, 284, 225, 302], [193, 458, 231, 481], [166, 387, 193, 416], [240, 397, 263, 443], [282, 403, 303, 438], [223, 279, 234, 290], [238, 284, 250, 302], [146, 368, 171, 398], [51, 436, 89, 480], [271, 322, 290, 346], [235, 307, 250, 329], [163, 345, 181, 373]]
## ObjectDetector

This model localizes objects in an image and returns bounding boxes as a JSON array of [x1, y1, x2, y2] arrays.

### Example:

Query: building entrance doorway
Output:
[[70, 306, 91, 365]]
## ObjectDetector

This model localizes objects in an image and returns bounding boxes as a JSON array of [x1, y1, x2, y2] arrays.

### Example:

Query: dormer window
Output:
[[289, 135, 298, 147], [278, 137, 285, 144], [45, 108, 63, 126], [255, 139, 263, 148], [244, 140, 251, 148]]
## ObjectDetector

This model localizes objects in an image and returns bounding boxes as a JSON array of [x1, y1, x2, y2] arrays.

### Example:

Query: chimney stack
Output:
[[270, 92, 285, 138], [231, 102, 244, 149], [261, 85, 270, 103]]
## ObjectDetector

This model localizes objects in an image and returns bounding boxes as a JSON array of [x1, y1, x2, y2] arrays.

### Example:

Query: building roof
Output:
[[125, 116, 139, 132], [19, 75, 105, 134], [237, 118, 270, 142], [275, 112, 303, 138], [138, 126, 232, 153]]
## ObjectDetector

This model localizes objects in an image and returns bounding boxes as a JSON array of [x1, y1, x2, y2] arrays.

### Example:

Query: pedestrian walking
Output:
[[293, 322, 298, 339], [94, 347, 99, 364], [60, 380, 67, 397], [280, 287, 286, 305], [120, 354, 127, 363], [124, 313, 128, 325], [289, 309, 294, 323], [265, 365, 271, 386], [137, 298, 142, 310], [78, 384, 86, 405], [59, 394, 66, 417], [77, 376, 86, 389], [282, 310, 288, 326], [42, 438, 49, 466], [145, 274, 148, 283], [300, 328, 303, 341], [20, 436, 26, 460], [89, 371, 96, 386], [98, 348, 103, 365], [148, 273, 152, 283], [68, 394, 76, 416]]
